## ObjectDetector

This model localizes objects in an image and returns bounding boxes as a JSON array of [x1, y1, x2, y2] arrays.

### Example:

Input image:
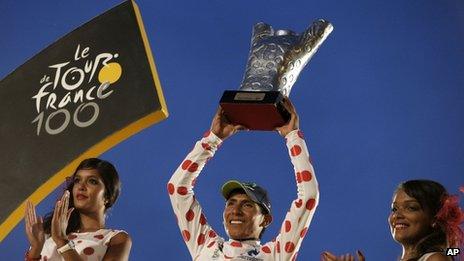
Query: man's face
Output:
[[223, 192, 270, 240]]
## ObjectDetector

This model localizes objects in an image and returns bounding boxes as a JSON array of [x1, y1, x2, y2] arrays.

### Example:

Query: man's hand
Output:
[[275, 98, 299, 137], [210, 107, 246, 140]]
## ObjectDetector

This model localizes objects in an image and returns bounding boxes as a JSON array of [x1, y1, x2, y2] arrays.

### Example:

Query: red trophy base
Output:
[[219, 90, 290, 131]]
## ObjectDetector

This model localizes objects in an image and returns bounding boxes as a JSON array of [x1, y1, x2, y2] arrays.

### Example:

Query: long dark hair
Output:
[[43, 158, 121, 234], [396, 180, 462, 261]]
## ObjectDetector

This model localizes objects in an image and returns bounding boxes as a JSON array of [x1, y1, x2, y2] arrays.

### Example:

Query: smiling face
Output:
[[223, 192, 271, 240], [72, 168, 107, 214], [388, 189, 434, 246]]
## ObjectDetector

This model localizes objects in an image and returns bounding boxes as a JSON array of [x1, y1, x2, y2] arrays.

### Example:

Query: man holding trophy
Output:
[[168, 19, 332, 260]]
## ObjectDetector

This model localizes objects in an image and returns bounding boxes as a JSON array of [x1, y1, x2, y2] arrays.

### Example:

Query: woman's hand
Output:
[[275, 98, 299, 137], [25, 201, 45, 255], [210, 107, 246, 140], [51, 191, 74, 247], [321, 251, 365, 261]]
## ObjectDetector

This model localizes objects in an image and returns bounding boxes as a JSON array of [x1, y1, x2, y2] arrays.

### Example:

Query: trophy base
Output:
[[219, 90, 291, 131]]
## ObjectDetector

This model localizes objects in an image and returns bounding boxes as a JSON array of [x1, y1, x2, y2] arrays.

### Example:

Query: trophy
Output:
[[220, 19, 333, 130]]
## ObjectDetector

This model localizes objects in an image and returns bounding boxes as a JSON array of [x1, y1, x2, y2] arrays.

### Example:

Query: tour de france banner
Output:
[[0, 0, 168, 241]]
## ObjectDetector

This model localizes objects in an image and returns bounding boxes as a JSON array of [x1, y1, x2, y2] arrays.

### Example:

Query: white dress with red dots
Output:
[[168, 130, 319, 261], [418, 252, 445, 261], [39, 228, 126, 260]]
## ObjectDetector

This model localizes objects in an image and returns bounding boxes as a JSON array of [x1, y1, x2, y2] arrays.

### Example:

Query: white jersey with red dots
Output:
[[168, 130, 319, 261], [39, 228, 126, 260]]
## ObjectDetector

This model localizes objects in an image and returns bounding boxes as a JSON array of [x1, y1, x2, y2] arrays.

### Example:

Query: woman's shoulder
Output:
[[101, 228, 128, 235], [419, 252, 452, 261], [104, 228, 132, 246]]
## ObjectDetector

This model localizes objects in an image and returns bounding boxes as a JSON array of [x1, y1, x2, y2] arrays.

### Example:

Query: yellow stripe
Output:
[[132, 0, 169, 118], [0, 110, 167, 242]]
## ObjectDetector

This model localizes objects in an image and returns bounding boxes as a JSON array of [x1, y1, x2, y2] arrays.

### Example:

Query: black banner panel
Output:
[[0, 0, 168, 241]]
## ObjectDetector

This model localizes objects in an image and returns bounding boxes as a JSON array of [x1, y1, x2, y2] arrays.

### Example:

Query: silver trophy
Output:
[[220, 19, 333, 130]]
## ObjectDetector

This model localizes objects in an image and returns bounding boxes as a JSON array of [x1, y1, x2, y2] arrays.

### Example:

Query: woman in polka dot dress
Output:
[[24, 158, 132, 261], [168, 98, 319, 260]]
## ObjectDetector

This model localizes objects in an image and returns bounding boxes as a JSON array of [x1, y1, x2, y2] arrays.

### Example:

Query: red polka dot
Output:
[[68, 234, 77, 240], [181, 160, 192, 170], [177, 186, 188, 195], [200, 213, 207, 225], [285, 242, 295, 253], [297, 130, 304, 139], [186, 209, 195, 221], [208, 230, 217, 238], [188, 162, 199, 172], [231, 241, 242, 247], [301, 170, 312, 182], [201, 143, 211, 150], [295, 172, 302, 183], [295, 199, 303, 208], [197, 233, 205, 245], [300, 227, 308, 238], [44, 257, 48, 261], [306, 198, 316, 210], [77, 240, 82, 244], [276, 241, 281, 253], [182, 230, 191, 241], [207, 241, 215, 248], [167, 183, 174, 195], [83, 247, 95, 255], [285, 220, 292, 232], [290, 145, 302, 156], [94, 234, 104, 240], [203, 130, 211, 137], [262, 246, 271, 253]]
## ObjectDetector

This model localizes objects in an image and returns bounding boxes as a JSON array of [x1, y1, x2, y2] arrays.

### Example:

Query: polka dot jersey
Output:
[[168, 130, 319, 260]]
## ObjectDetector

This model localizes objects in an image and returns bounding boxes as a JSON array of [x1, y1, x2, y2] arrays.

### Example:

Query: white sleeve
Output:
[[261, 129, 320, 261], [167, 131, 223, 258]]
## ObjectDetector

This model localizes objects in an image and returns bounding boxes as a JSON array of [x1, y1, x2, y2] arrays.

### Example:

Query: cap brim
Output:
[[221, 180, 245, 199], [221, 180, 261, 206], [221, 180, 271, 214]]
